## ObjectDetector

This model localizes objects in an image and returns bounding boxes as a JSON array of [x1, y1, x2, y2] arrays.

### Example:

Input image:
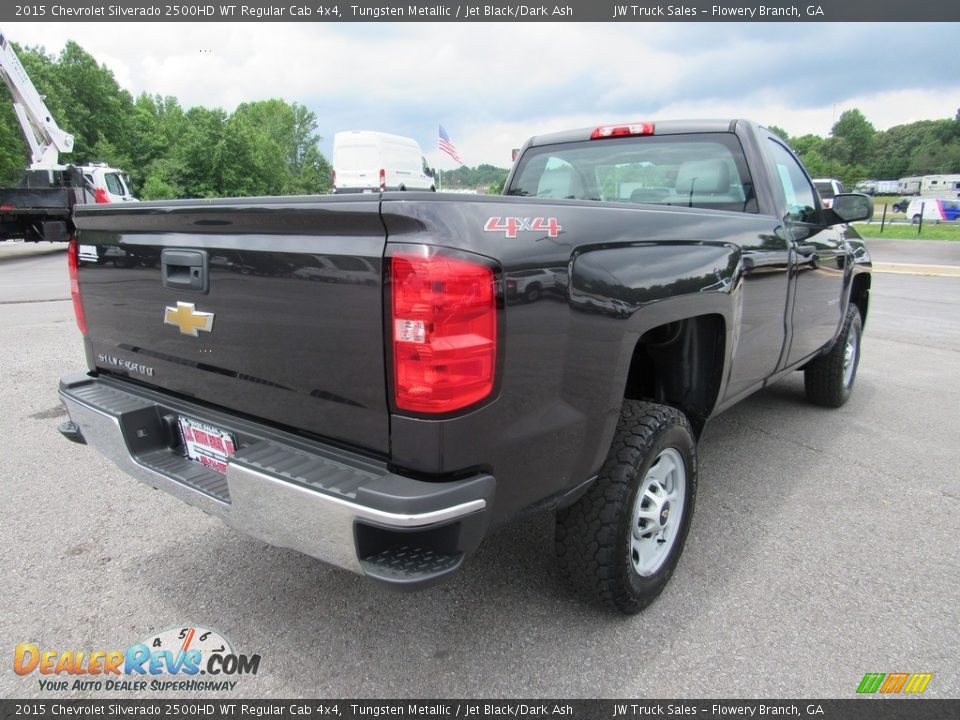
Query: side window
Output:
[[104, 172, 125, 196], [768, 140, 818, 224]]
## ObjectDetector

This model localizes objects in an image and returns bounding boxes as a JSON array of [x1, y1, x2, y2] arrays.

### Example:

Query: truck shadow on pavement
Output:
[[130, 373, 875, 697]]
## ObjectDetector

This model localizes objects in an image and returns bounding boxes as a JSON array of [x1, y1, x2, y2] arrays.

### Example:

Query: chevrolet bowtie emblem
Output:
[[164, 302, 215, 336]]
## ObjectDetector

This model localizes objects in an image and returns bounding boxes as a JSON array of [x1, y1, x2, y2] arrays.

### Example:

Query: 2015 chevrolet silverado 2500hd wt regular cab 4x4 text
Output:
[[57, 120, 873, 614]]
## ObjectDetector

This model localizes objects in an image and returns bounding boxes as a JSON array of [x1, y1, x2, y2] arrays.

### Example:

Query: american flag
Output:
[[438, 124, 464, 165]]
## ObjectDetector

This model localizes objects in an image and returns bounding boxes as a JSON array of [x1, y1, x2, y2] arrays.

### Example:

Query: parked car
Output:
[[905, 198, 960, 223]]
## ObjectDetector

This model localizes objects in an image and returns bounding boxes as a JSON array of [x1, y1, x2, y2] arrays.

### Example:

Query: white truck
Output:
[[854, 179, 900, 196], [920, 174, 960, 199], [812, 178, 845, 209], [0, 28, 135, 242], [332, 131, 436, 193]]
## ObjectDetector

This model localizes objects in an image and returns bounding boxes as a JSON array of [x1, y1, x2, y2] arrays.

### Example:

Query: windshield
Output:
[[508, 133, 756, 214]]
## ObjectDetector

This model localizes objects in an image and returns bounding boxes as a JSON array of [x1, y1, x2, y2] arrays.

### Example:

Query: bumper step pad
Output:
[[361, 546, 463, 582]]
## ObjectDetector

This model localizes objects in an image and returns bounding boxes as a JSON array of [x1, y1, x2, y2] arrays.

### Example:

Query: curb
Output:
[[872, 262, 960, 277]]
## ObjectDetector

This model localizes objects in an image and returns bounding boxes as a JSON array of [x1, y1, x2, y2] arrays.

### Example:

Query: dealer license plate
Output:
[[177, 416, 237, 475]]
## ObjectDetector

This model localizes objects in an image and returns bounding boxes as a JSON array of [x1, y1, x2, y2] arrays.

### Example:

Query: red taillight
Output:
[[94, 188, 110, 204], [391, 252, 497, 413], [0, 203, 14, 211], [67, 239, 87, 335], [379, 168, 386, 191], [590, 122, 655, 139]]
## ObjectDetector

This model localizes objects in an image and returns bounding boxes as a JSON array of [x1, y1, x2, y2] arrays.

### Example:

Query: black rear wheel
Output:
[[556, 400, 697, 614]]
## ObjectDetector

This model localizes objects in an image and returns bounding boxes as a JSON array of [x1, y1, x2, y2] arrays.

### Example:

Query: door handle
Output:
[[162, 249, 209, 293]]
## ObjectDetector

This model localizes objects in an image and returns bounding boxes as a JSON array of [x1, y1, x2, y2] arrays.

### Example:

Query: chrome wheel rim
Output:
[[843, 324, 859, 388], [629, 447, 686, 577]]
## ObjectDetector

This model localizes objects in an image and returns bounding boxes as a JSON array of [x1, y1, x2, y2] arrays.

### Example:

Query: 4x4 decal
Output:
[[484, 216, 562, 239]]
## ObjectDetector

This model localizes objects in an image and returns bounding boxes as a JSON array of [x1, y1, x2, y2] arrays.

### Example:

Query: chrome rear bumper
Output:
[[59, 372, 494, 587]]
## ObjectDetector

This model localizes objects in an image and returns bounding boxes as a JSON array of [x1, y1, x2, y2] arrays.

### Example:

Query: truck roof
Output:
[[526, 119, 746, 147]]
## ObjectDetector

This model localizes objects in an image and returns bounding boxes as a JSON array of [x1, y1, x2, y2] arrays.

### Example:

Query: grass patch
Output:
[[872, 198, 904, 215], [853, 222, 960, 241]]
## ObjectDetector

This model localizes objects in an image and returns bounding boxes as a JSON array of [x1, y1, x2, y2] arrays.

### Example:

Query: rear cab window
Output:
[[507, 133, 757, 214]]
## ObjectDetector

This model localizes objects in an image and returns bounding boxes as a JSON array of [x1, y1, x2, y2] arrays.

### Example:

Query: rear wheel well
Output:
[[623, 315, 726, 438]]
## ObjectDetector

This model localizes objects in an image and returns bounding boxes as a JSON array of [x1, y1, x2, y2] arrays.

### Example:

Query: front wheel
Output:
[[556, 400, 697, 614], [804, 303, 862, 407]]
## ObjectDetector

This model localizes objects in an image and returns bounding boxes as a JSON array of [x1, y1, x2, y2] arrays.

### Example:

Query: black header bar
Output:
[[3, 0, 960, 22], [3, 699, 960, 720]]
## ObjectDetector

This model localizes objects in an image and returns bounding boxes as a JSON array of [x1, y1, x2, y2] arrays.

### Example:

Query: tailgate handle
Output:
[[162, 249, 208, 293]]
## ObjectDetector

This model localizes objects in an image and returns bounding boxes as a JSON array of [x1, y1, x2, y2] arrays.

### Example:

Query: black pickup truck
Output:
[[57, 120, 873, 614]]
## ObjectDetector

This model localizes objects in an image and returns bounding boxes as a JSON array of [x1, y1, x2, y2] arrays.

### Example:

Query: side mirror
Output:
[[828, 193, 873, 224]]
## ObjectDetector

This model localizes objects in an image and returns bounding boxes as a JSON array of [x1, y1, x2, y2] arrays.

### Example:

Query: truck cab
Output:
[[80, 164, 137, 204]]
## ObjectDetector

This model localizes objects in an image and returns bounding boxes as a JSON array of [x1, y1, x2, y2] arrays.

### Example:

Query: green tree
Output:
[[830, 109, 875, 165], [767, 125, 790, 142], [170, 106, 228, 197], [48, 42, 134, 162]]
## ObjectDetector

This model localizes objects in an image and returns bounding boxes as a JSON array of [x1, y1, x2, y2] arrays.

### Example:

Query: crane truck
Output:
[[0, 28, 135, 243]]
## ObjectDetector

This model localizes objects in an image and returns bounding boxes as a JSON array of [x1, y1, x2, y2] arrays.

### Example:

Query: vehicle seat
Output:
[[674, 159, 731, 196], [664, 159, 746, 210], [628, 188, 671, 204]]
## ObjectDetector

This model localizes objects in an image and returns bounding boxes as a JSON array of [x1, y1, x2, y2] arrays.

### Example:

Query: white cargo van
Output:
[[332, 131, 436, 193], [905, 198, 960, 223]]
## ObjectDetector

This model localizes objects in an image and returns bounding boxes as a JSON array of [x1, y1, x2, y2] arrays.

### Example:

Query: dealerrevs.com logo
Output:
[[14, 626, 261, 692]]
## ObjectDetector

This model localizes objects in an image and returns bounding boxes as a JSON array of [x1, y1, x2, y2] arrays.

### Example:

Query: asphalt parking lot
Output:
[[0, 245, 957, 699]]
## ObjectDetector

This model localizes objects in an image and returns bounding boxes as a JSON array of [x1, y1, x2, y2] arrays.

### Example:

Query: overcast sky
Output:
[[6, 22, 960, 169]]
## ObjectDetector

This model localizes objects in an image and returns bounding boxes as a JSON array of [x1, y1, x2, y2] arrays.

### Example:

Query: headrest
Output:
[[675, 160, 731, 195]]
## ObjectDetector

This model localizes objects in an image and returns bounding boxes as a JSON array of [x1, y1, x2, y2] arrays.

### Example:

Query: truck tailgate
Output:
[[72, 196, 390, 455]]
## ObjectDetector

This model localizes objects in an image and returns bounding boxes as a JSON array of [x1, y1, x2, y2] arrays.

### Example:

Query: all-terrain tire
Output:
[[556, 400, 697, 614], [804, 303, 862, 408]]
